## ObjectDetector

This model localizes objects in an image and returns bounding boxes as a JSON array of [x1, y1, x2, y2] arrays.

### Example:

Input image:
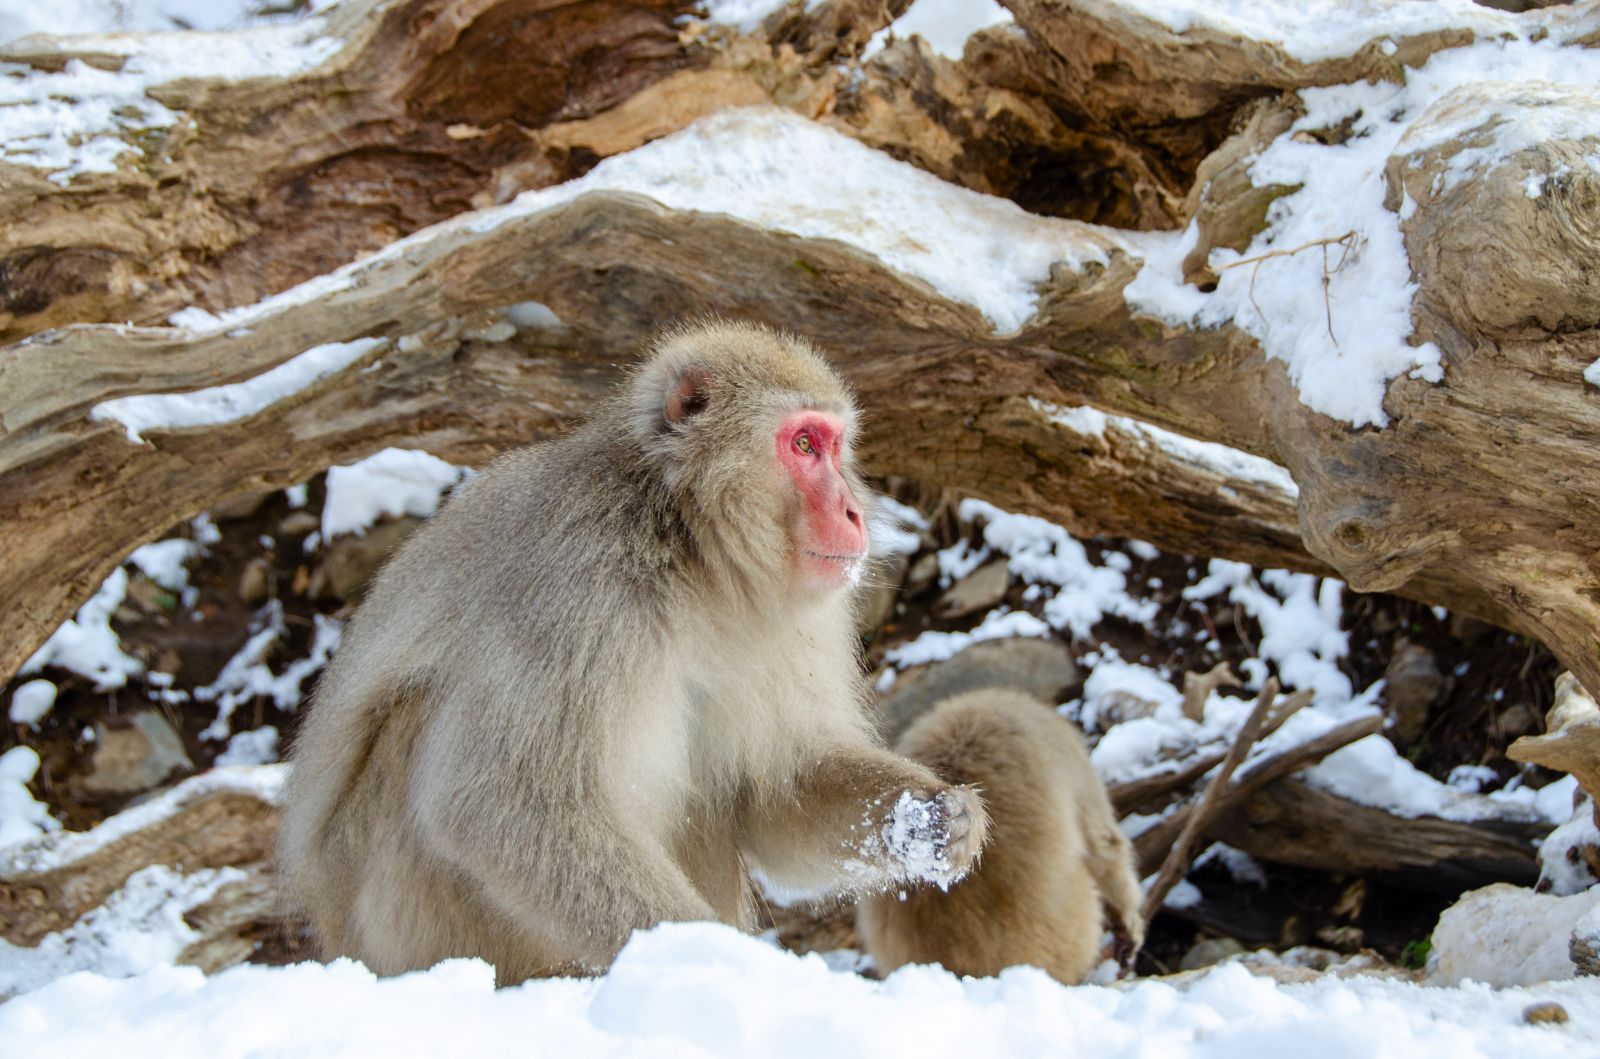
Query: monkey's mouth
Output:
[[804, 550, 868, 587]]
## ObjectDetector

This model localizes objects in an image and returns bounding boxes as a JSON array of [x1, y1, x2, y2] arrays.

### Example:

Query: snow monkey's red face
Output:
[[775, 410, 869, 590]]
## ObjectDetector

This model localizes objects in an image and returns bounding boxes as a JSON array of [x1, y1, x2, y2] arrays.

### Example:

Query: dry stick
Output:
[[1139, 678, 1282, 925], [1132, 711, 1385, 876], [1109, 686, 1314, 816]]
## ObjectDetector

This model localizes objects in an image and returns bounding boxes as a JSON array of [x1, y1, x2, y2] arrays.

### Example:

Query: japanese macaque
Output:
[[857, 688, 1143, 984], [278, 321, 987, 983]]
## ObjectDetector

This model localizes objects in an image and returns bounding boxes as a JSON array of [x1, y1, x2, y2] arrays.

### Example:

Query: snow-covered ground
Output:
[[6, 0, 1600, 1048], [4, 923, 1598, 1058]]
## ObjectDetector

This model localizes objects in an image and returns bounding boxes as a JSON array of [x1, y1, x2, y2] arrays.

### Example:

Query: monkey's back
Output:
[[278, 419, 675, 976], [857, 688, 1122, 983]]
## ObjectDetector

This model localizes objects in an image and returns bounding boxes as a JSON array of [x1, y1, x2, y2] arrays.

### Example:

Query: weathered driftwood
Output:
[[0, 775, 279, 946], [1132, 713, 1383, 875], [1210, 781, 1550, 893], [5, 0, 1600, 721], [1510, 672, 1600, 828], [1140, 679, 1281, 923]]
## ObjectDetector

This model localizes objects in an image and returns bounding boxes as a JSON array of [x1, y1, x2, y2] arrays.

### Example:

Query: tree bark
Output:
[[4, 0, 1600, 709]]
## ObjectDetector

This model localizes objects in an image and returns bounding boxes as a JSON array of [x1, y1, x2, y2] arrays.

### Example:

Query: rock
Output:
[[1574, 904, 1600, 977], [902, 553, 940, 597], [856, 555, 908, 640], [209, 489, 273, 522], [932, 559, 1009, 620], [1179, 936, 1244, 971], [310, 517, 421, 602], [238, 558, 272, 605], [276, 510, 321, 539], [72, 711, 194, 799], [1382, 640, 1445, 746], [1448, 612, 1495, 642], [1522, 1001, 1569, 1025], [1427, 881, 1600, 987], [876, 638, 1080, 742]]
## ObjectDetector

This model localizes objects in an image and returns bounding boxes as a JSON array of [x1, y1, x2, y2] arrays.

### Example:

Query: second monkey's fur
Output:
[[857, 688, 1143, 983]]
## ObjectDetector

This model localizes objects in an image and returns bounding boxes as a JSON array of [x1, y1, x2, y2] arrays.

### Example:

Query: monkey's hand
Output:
[[881, 785, 988, 890]]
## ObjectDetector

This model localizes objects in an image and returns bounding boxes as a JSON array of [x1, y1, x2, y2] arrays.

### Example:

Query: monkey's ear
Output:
[[663, 365, 712, 426]]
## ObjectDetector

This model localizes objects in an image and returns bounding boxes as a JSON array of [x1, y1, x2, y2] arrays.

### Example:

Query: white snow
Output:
[[92, 337, 385, 443], [885, 607, 1050, 668], [0, 864, 244, 1000], [1103, 0, 1523, 64], [321, 447, 469, 538], [1125, 31, 1600, 428], [862, 0, 1013, 61], [869, 497, 926, 558], [214, 725, 281, 767], [7, 680, 57, 728], [127, 537, 199, 591], [0, 0, 333, 43], [0, 10, 344, 184], [1428, 881, 1600, 988], [1183, 561, 1360, 708], [700, 0, 809, 34], [6, 923, 1600, 1057], [19, 566, 143, 691], [0, 747, 59, 851], [0, 763, 286, 876], [196, 604, 341, 740], [1033, 399, 1299, 499], [466, 107, 1112, 333], [1302, 734, 1547, 826], [1538, 796, 1600, 897], [1586, 358, 1600, 388]]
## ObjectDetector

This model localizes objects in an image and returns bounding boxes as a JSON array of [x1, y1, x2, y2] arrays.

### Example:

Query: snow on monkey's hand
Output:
[[883, 786, 988, 890]]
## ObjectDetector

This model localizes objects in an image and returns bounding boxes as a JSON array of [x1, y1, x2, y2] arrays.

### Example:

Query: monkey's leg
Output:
[[1082, 819, 1145, 950], [740, 745, 988, 898], [416, 787, 718, 973]]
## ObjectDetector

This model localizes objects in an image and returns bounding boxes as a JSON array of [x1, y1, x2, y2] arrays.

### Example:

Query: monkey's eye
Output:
[[794, 434, 816, 456]]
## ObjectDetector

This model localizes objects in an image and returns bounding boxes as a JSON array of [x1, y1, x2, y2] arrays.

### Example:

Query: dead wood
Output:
[[1509, 671, 1600, 827], [1132, 713, 1383, 875], [1140, 678, 1280, 923], [5, 0, 1600, 730], [1209, 781, 1550, 893], [0, 780, 279, 946]]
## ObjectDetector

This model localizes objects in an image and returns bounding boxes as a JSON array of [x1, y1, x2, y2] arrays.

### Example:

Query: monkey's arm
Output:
[[739, 744, 987, 899]]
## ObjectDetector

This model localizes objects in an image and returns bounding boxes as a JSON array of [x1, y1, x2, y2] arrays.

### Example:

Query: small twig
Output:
[[1109, 685, 1313, 816], [1181, 662, 1239, 722], [1140, 678, 1281, 925], [1215, 231, 1358, 351]]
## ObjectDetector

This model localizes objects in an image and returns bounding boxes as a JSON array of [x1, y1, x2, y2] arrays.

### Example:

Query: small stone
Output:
[[1449, 612, 1494, 642], [73, 711, 193, 798], [238, 558, 272, 605], [856, 554, 908, 639], [277, 511, 321, 538], [902, 553, 940, 597], [1179, 936, 1245, 971], [1383, 640, 1444, 746], [932, 560, 1009, 620], [313, 517, 421, 602], [1522, 1001, 1569, 1025], [210, 489, 273, 522], [877, 638, 1080, 742]]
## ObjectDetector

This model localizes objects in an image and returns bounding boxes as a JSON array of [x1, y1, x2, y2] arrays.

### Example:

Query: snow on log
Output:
[[5, 0, 1600, 718]]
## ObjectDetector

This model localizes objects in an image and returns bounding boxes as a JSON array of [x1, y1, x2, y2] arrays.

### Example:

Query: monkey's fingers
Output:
[[882, 786, 987, 889]]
